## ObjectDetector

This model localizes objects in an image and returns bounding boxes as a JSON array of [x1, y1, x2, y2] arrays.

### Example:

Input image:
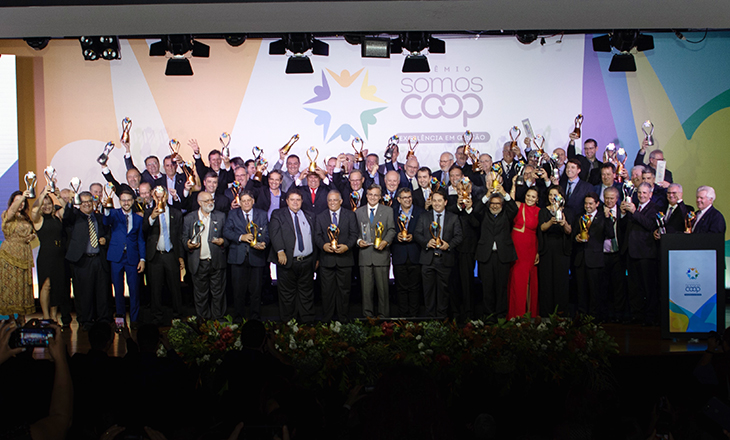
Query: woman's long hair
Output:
[[7, 190, 31, 223]]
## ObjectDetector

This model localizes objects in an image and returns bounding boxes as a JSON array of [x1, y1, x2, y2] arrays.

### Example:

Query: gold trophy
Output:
[[44, 166, 57, 193], [281, 134, 299, 155], [350, 191, 360, 211], [327, 224, 339, 248], [615, 147, 628, 183], [230, 181, 242, 206], [70, 177, 82, 205], [490, 163, 503, 193], [252, 146, 266, 182], [220, 132, 231, 158], [92, 195, 101, 213], [642, 120, 655, 146], [246, 220, 259, 247], [571, 114, 584, 137], [24, 172, 37, 198], [457, 177, 472, 209], [406, 137, 418, 160], [182, 161, 196, 186], [169, 139, 181, 163], [306, 146, 319, 173], [120, 117, 132, 144], [103, 182, 115, 209], [430, 221, 442, 248], [352, 137, 365, 162], [463, 130, 481, 172], [398, 213, 409, 241], [382, 193, 393, 207], [577, 213, 592, 242], [97, 141, 115, 165], [509, 126, 521, 153], [154, 186, 166, 213], [373, 221, 385, 248], [384, 135, 399, 161], [685, 211, 696, 233]]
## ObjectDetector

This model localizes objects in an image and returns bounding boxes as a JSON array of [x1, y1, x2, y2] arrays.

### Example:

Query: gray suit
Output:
[[272, 160, 299, 193], [356, 204, 396, 317]]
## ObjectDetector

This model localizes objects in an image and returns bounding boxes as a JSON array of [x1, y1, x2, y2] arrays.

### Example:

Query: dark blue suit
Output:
[[562, 178, 592, 223], [693, 205, 727, 234], [223, 207, 269, 320], [104, 208, 146, 322], [391, 204, 425, 316]]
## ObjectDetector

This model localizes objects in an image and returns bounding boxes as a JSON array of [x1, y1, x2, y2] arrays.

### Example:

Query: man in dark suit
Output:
[[365, 153, 385, 187], [412, 167, 432, 210], [601, 187, 627, 322], [662, 183, 694, 234], [693, 185, 726, 234], [223, 190, 269, 321], [333, 157, 366, 212], [594, 163, 624, 203], [224, 166, 250, 211], [432, 151, 455, 186], [102, 164, 142, 199], [314, 190, 358, 322], [381, 170, 401, 210], [162, 155, 187, 210], [385, 156, 419, 190], [143, 187, 185, 325], [125, 154, 166, 190], [379, 143, 406, 176], [183, 191, 228, 320], [247, 169, 285, 220], [567, 134, 602, 184], [63, 191, 111, 331], [356, 184, 396, 318], [641, 168, 668, 212], [391, 187, 425, 317], [103, 189, 146, 328], [185, 171, 231, 213], [634, 139, 673, 185], [497, 143, 523, 194], [296, 169, 330, 217], [571, 192, 615, 320], [189, 138, 234, 195], [620, 182, 660, 325], [561, 158, 592, 221], [269, 191, 316, 322], [475, 184, 517, 319], [414, 189, 463, 318]]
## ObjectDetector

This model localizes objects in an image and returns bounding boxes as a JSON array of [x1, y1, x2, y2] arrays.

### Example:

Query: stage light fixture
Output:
[[149, 35, 210, 76], [269, 34, 329, 74], [394, 32, 446, 73], [592, 30, 653, 72], [361, 38, 391, 58], [225, 34, 247, 47], [79, 36, 121, 61], [24, 37, 50, 51], [516, 32, 538, 45]]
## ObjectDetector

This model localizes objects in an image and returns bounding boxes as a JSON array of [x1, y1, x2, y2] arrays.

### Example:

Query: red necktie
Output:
[[311, 188, 316, 204]]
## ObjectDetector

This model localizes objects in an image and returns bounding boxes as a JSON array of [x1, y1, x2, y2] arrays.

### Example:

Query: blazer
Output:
[[143, 206, 183, 262], [223, 207, 269, 267], [390, 205, 425, 265], [182, 210, 228, 274], [664, 201, 694, 234], [412, 187, 428, 210], [384, 162, 416, 189], [693, 205, 727, 234], [246, 180, 285, 214], [380, 161, 405, 176], [474, 196, 518, 264], [195, 156, 234, 195], [63, 206, 110, 267], [561, 178, 592, 221], [268, 207, 316, 268], [567, 141, 602, 184], [414, 210, 463, 267], [103, 208, 145, 264], [620, 201, 659, 260], [633, 151, 674, 183], [570, 212, 615, 268], [165, 172, 188, 211], [124, 155, 166, 189], [314, 208, 358, 268], [355, 204, 396, 267], [446, 185, 484, 254], [296, 184, 331, 217]]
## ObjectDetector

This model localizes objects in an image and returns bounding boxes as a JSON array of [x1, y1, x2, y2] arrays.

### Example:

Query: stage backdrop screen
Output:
[[668, 249, 718, 333]]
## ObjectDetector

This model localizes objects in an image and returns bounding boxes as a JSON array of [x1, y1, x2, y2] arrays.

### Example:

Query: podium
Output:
[[660, 233, 725, 339]]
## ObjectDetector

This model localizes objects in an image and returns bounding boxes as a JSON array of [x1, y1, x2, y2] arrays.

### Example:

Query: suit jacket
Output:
[[124, 155, 166, 189], [693, 205, 727, 234], [620, 201, 659, 259], [474, 195, 518, 264], [103, 208, 145, 264], [446, 185, 483, 254], [384, 162, 416, 189], [223, 207, 269, 267], [271, 160, 299, 193], [498, 159, 523, 194], [432, 169, 450, 187], [390, 205, 425, 265], [594, 182, 624, 203], [164, 172, 188, 211], [142, 206, 183, 262], [412, 187, 428, 210], [63, 206, 110, 267], [414, 210, 463, 267], [297, 184, 331, 217], [567, 141, 602, 184], [562, 178, 592, 221], [664, 201, 694, 234], [195, 156, 234, 195], [314, 208, 358, 268], [355, 204, 396, 267], [268, 207, 316, 269], [633, 151, 674, 183], [246, 180, 285, 214], [571, 212, 614, 268], [182, 210, 228, 274], [380, 161, 405, 176], [102, 169, 139, 199]]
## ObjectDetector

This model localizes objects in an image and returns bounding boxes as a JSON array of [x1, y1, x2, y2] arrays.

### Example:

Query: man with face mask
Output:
[[183, 191, 228, 320]]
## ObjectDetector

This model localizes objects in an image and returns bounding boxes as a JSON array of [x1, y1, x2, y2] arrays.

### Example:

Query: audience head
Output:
[[448, 164, 463, 184], [234, 167, 248, 185], [630, 165, 645, 187], [231, 156, 245, 170], [8, 190, 28, 217], [565, 158, 581, 180], [637, 182, 653, 204], [439, 152, 455, 171], [554, 147, 567, 165], [239, 191, 255, 212], [648, 149, 665, 169], [384, 171, 400, 193], [326, 157, 337, 175], [126, 168, 141, 189], [286, 155, 301, 177], [431, 189, 447, 212], [306, 171, 321, 189], [525, 187, 539, 207], [697, 185, 716, 211], [488, 193, 504, 215], [41, 193, 54, 215], [641, 167, 656, 186], [119, 189, 135, 213], [366, 153, 379, 172], [502, 142, 515, 163], [547, 185, 565, 205], [144, 156, 160, 176]]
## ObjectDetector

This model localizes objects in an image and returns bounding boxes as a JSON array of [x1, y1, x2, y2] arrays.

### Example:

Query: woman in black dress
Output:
[[537, 185, 572, 317], [30, 185, 66, 323]]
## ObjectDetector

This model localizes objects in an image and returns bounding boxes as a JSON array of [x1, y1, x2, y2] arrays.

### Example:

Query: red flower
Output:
[[554, 327, 566, 337]]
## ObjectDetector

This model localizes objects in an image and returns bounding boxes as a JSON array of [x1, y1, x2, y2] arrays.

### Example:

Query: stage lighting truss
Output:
[[592, 30, 654, 72], [79, 36, 121, 61], [149, 35, 210, 76], [392, 32, 446, 73], [269, 34, 329, 74]]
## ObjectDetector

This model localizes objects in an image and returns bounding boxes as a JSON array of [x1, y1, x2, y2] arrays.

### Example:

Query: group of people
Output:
[[0, 130, 725, 328]]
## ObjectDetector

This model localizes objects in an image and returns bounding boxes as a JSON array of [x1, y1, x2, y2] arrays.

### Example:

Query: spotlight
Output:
[[79, 36, 121, 61], [24, 37, 50, 51], [516, 32, 539, 45], [225, 34, 247, 47], [394, 32, 446, 73], [361, 38, 391, 58], [592, 30, 653, 72], [402, 54, 430, 73], [608, 53, 636, 72], [269, 34, 329, 74], [149, 35, 210, 76]]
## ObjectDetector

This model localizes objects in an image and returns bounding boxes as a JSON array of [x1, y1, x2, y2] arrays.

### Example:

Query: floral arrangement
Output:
[[166, 314, 618, 393]]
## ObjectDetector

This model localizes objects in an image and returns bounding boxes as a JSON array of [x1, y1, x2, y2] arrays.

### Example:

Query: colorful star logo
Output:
[[687, 268, 699, 280]]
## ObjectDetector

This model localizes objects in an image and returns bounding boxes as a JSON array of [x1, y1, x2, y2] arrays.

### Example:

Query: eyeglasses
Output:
[[80, 200, 93, 206]]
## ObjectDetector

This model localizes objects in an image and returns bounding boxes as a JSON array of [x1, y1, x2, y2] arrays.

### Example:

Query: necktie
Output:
[[126, 213, 132, 233], [311, 188, 316, 204], [567, 181, 574, 199], [611, 210, 619, 252], [666, 205, 674, 219], [436, 213, 442, 239], [88, 215, 98, 248], [370, 208, 375, 224], [332, 211, 338, 226], [161, 212, 172, 252], [245, 213, 250, 224], [295, 212, 304, 252]]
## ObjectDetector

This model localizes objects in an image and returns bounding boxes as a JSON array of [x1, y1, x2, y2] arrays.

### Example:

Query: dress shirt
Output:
[[432, 210, 445, 240], [150, 207, 172, 252], [289, 209, 313, 257], [198, 210, 212, 260], [166, 175, 177, 204], [268, 190, 281, 220]]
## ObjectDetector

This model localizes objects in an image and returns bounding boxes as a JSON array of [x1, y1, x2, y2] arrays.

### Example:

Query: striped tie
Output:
[[88, 215, 98, 248]]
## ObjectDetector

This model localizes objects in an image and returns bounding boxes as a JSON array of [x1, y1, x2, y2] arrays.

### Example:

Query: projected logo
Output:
[[687, 268, 699, 280], [303, 69, 387, 143]]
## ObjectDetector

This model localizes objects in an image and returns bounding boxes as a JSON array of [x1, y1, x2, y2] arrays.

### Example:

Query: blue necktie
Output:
[[332, 211, 338, 226], [295, 212, 304, 252], [161, 212, 172, 252], [370, 208, 375, 224], [567, 181, 574, 200]]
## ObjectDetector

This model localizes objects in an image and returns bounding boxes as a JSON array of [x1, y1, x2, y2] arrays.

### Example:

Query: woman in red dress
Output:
[[507, 185, 540, 318]]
